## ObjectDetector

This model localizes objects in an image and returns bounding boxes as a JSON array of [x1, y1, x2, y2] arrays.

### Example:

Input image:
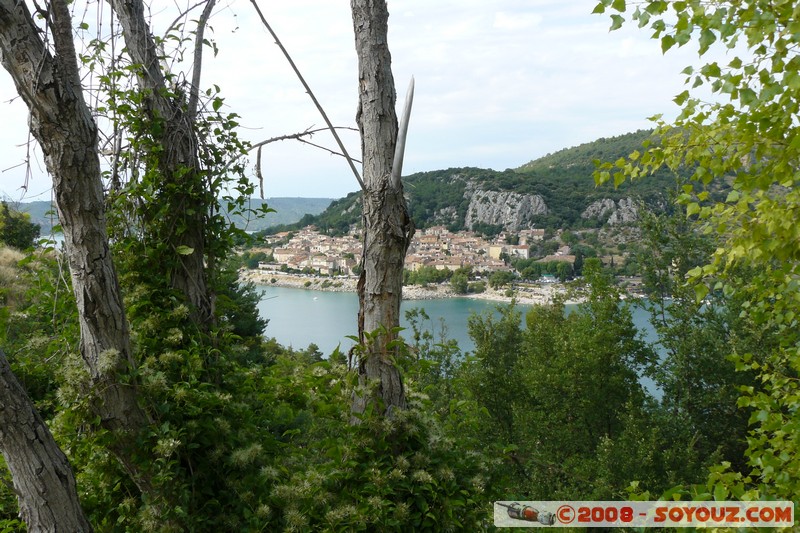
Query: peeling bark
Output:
[[0, 0, 150, 494], [350, 0, 414, 418], [0, 350, 92, 532]]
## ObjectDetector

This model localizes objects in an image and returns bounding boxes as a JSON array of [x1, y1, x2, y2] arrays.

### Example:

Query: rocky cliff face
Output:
[[581, 197, 638, 225], [464, 185, 548, 232]]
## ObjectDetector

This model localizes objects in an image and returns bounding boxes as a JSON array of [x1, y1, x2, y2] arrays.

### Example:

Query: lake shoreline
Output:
[[240, 269, 581, 306]]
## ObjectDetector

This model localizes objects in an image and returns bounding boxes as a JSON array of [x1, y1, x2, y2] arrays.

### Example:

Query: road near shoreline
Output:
[[240, 269, 579, 306]]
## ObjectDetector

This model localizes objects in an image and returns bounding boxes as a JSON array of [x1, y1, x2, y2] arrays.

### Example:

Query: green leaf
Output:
[[212, 97, 223, 112], [694, 283, 709, 302], [713, 483, 728, 501], [698, 28, 716, 54], [176, 245, 194, 255], [661, 34, 676, 53], [673, 90, 690, 105], [739, 87, 757, 105], [610, 14, 625, 31], [611, 0, 625, 12]]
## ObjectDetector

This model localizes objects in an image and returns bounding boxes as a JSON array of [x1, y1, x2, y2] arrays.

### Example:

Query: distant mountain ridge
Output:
[[16, 197, 333, 234], [274, 130, 693, 235]]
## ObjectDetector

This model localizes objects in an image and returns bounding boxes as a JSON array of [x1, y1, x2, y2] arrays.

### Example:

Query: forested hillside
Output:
[[273, 130, 696, 235]]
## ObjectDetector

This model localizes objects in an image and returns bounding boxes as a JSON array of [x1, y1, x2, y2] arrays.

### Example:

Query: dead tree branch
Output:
[[248, 0, 365, 191], [188, 0, 216, 119]]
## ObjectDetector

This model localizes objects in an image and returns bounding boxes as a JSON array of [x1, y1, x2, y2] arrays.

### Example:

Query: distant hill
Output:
[[516, 129, 656, 172], [226, 198, 334, 232], [17, 197, 333, 234], [277, 130, 700, 235], [14, 201, 57, 234]]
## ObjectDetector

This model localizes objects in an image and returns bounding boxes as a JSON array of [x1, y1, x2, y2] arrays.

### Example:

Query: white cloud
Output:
[[493, 11, 543, 31], [0, 0, 713, 201]]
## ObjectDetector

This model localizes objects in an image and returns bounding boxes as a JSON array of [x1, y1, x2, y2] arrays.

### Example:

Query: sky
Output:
[[0, 0, 711, 203]]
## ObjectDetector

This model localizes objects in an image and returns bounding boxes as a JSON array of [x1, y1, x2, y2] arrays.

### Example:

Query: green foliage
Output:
[[261, 362, 493, 531], [404, 266, 452, 287], [403, 308, 462, 407], [595, 0, 800, 504], [488, 270, 515, 289], [0, 202, 40, 250], [471, 222, 504, 238], [468, 281, 485, 294], [460, 272, 695, 500], [449, 272, 469, 294], [241, 250, 271, 269]]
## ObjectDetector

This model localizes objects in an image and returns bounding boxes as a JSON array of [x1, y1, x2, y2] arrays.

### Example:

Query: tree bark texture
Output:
[[0, 0, 150, 492], [109, 0, 213, 327], [350, 0, 414, 418], [0, 350, 92, 532]]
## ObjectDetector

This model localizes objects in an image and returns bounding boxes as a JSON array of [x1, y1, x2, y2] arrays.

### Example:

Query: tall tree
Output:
[[108, 0, 215, 326], [350, 0, 415, 418], [0, 0, 151, 511], [594, 0, 800, 502]]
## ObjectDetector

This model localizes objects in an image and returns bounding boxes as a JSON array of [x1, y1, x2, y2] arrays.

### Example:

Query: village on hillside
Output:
[[249, 225, 576, 279]]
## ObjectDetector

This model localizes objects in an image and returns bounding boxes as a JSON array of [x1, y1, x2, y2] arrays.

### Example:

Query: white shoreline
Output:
[[240, 269, 581, 306]]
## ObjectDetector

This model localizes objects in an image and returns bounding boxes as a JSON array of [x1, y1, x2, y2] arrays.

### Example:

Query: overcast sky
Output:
[[0, 1, 708, 202]]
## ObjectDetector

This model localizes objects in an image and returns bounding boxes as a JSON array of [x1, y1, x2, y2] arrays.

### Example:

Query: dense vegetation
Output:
[[0, 203, 39, 250], [594, 0, 800, 507], [0, 201, 770, 530], [1, 0, 799, 530], [274, 131, 704, 236]]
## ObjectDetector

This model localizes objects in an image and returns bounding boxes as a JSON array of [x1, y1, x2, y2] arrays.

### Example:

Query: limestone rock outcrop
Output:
[[581, 197, 638, 225], [464, 186, 548, 232]]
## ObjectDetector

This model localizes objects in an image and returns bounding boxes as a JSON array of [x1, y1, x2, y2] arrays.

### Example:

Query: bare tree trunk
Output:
[[109, 0, 213, 327], [0, 0, 150, 493], [350, 0, 414, 418], [0, 350, 92, 532]]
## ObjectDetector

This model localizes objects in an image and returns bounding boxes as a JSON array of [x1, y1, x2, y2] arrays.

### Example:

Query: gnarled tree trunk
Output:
[[0, 350, 91, 532], [0, 0, 150, 495], [350, 0, 414, 418], [109, 0, 214, 327]]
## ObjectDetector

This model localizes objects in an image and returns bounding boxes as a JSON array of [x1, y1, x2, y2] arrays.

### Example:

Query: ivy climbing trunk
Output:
[[109, 0, 213, 326], [0, 350, 92, 532], [0, 0, 151, 500], [350, 0, 414, 418]]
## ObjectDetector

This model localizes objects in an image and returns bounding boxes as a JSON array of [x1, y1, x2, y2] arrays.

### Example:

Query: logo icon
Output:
[[496, 502, 556, 525]]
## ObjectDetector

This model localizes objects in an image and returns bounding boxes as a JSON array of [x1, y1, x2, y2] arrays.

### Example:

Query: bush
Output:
[[468, 281, 486, 293]]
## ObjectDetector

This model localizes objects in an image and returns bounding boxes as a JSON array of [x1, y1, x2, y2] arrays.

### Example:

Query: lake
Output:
[[255, 285, 657, 356]]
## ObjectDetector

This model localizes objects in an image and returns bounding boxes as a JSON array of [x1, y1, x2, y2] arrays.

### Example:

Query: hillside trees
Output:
[[594, 0, 800, 502], [462, 265, 658, 498], [0, 202, 39, 250], [350, 0, 415, 418]]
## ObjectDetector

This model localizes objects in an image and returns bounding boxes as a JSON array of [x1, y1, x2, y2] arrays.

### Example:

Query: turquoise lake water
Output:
[[255, 285, 658, 356]]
